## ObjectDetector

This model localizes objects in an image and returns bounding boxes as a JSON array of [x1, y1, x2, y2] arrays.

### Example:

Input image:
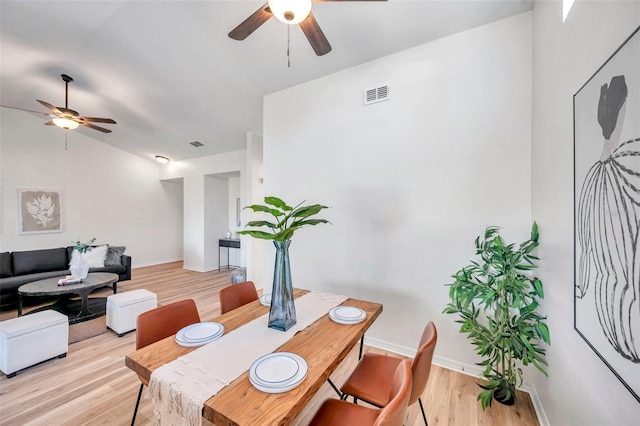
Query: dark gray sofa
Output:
[[0, 246, 131, 308]]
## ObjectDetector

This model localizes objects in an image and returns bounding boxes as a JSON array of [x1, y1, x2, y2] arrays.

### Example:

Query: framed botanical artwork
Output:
[[574, 25, 640, 402], [18, 188, 62, 234]]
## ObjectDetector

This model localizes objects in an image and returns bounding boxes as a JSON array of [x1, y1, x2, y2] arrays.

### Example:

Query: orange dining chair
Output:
[[131, 299, 201, 426], [219, 280, 259, 314], [309, 359, 412, 426], [340, 321, 438, 425]]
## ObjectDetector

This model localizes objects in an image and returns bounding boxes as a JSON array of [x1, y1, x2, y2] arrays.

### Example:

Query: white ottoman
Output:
[[0, 310, 68, 378], [106, 289, 157, 337]]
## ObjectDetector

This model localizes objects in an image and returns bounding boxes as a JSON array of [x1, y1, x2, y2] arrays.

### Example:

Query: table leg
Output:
[[113, 282, 118, 294], [77, 290, 93, 318], [18, 295, 23, 316]]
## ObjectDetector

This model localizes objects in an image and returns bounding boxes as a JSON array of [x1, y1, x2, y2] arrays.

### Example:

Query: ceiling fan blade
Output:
[[228, 3, 273, 40], [299, 12, 332, 56], [0, 104, 53, 117], [37, 99, 63, 115], [81, 122, 112, 133], [44, 120, 56, 126], [79, 116, 117, 124]]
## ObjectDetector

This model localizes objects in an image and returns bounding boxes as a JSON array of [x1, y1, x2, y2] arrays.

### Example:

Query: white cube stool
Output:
[[106, 289, 157, 337], [0, 310, 68, 378]]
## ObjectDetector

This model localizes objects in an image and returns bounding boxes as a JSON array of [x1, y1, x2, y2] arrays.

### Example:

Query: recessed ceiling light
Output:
[[155, 155, 170, 164]]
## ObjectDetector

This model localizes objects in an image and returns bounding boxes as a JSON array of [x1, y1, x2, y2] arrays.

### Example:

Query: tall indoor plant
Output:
[[238, 196, 329, 331], [443, 223, 550, 409]]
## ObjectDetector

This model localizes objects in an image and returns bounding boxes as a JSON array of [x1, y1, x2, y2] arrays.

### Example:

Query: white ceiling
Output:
[[0, 0, 533, 162]]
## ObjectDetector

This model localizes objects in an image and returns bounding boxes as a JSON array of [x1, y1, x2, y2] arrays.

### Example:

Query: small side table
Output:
[[218, 238, 240, 271]]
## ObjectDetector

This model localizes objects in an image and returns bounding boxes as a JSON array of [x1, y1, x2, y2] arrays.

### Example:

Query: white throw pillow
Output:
[[82, 245, 108, 268]]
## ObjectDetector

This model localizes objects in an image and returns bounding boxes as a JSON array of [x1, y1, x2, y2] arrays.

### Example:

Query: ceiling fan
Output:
[[228, 0, 386, 56], [1, 74, 116, 133]]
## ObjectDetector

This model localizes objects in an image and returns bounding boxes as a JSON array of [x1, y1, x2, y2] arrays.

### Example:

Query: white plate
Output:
[[331, 306, 366, 321], [251, 353, 300, 386], [328, 307, 366, 324], [175, 322, 224, 346], [175, 336, 217, 347], [175, 332, 223, 346], [328, 308, 366, 325], [259, 293, 272, 306], [329, 316, 366, 325], [182, 322, 224, 341], [249, 352, 308, 393]]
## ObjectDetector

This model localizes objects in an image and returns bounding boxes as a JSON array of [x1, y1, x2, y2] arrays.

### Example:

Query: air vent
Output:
[[363, 83, 390, 106], [190, 141, 204, 147]]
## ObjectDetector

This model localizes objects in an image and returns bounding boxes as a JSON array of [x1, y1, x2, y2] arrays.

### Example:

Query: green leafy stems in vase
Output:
[[72, 237, 96, 254], [238, 196, 330, 331], [443, 222, 551, 410]]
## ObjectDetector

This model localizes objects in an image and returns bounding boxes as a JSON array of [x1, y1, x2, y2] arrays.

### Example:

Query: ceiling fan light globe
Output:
[[52, 117, 79, 130], [155, 155, 170, 164], [268, 0, 312, 24]]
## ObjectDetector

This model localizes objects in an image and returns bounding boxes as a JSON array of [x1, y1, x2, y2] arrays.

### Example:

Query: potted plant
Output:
[[443, 223, 550, 409], [238, 196, 329, 331]]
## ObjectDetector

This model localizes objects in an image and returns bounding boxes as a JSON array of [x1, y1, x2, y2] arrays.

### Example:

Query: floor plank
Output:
[[0, 262, 538, 425]]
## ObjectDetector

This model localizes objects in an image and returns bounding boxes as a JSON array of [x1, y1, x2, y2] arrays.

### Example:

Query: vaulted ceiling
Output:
[[0, 0, 533, 162]]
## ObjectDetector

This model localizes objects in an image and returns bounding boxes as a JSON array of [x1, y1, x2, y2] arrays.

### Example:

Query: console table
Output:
[[218, 238, 240, 271]]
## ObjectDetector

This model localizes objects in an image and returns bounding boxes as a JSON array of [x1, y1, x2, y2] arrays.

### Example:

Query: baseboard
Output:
[[364, 336, 549, 426], [364, 336, 416, 358], [182, 264, 207, 272], [519, 382, 549, 426], [183, 264, 228, 272], [431, 354, 485, 377], [133, 258, 183, 268]]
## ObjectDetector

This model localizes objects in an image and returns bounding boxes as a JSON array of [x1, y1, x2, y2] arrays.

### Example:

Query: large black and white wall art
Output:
[[574, 25, 640, 402]]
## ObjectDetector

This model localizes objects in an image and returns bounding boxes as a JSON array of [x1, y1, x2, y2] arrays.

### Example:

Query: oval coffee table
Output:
[[18, 272, 119, 324]]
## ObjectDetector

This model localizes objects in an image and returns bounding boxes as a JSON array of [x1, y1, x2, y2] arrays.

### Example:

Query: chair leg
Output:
[[329, 338, 365, 399], [326, 378, 343, 398], [418, 397, 428, 425], [131, 383, 144, 426]]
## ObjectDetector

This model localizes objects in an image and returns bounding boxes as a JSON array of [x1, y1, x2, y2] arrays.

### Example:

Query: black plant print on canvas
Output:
[[576, 74, 640, 364]]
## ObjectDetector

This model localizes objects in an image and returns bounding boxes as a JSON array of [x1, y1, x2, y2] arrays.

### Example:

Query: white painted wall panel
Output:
[[0, 108, 183, 266], [263, 13, 533, 367], [531, 1, 640, 424]]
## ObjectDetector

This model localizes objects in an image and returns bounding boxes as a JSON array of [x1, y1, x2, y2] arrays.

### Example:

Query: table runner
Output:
[[146, 291, 348, 426]]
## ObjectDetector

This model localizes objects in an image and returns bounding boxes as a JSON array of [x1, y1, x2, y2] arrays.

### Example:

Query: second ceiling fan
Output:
[[228, 0, 386, 56]]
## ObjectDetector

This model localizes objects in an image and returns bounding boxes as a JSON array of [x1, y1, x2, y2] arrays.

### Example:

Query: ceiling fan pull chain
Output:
[[65, 131, 68, 151], [287, 25, 291, 68]]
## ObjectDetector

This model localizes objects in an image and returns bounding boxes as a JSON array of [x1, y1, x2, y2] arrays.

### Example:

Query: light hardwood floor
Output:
[[0, 262, 539, 425]]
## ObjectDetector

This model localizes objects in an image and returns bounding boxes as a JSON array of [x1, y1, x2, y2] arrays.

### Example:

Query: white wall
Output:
[[531, 1, 640, 424], [227, 176, 241, 267], [263, 12, 533, 370], [245, 132, 264, 288], [160, 150, 247, 271], [205, 176, 228, 271], [0, 108, 183, 266]]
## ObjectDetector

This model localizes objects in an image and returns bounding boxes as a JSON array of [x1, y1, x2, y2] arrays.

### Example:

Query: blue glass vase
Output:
[[268, 240, 296, 331]]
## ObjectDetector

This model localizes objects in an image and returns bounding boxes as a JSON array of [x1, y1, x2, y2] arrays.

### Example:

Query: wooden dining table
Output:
[[125, 289, 383, 426]]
